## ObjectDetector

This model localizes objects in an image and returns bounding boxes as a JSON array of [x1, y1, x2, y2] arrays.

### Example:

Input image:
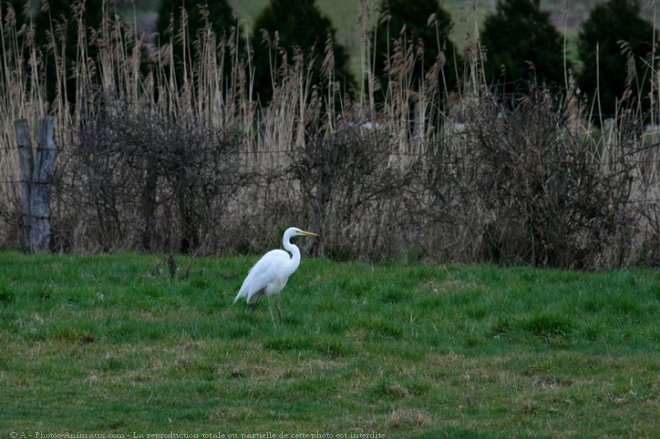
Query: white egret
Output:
[[232, 227, 319, 323]]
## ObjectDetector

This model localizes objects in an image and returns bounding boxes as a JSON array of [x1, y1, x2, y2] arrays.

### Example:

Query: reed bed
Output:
[[0, 0, 657, 268]]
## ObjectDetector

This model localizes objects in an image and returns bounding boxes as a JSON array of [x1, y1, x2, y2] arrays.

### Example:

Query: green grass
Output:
[[0, 252, 658, 437]]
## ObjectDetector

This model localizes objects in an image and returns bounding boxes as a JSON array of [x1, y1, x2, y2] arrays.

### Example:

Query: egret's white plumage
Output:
[[233, 227, 318, 307]]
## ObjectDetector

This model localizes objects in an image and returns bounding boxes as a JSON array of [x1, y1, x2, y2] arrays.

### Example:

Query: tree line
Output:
[[3, 0, 658, 120]]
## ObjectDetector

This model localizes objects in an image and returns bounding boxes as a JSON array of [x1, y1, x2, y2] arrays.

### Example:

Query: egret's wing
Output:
[[233, 250, 288, 304], [244, 250, 288, 296]]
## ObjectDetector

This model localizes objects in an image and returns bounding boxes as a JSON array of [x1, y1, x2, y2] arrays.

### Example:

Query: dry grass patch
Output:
[[425, 278, 483, 294], [387, 408, 433, 430]]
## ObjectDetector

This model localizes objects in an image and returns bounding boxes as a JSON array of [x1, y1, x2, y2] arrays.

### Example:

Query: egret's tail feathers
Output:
[[232, 289, 246, 304]]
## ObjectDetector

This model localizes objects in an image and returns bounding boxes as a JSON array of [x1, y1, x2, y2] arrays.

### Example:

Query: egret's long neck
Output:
[[283, 235, 301, 276]]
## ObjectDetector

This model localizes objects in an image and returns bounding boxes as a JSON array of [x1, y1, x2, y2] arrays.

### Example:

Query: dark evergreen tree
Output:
[[156, 0, 240, 74], [2, 0, 30, 29], [33, 0, 105, 104], [250, 0, 354, 104], [2, 0, 32, 69], [480, 0, 568, 92], [34, 0, 105, 49], [577, 0, 658, 118], [157, 0, 236, 37], [370, 0, 461, 99]]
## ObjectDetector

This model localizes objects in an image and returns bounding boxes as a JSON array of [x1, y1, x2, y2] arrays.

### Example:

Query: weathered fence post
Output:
[[14, 117, 58, 252], [15, 120, 33, 248]]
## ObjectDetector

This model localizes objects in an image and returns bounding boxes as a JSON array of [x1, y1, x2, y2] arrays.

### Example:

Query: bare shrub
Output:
[[415, 132, 486, 263], [464, 91, 644, 268], [54, 98, 245, 253], [291, 122, 416, 260]]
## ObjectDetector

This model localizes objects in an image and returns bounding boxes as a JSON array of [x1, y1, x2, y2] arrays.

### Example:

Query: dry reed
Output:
[[0, 0, 657, 268]]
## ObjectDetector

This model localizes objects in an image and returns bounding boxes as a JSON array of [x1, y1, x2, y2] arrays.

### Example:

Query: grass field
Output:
[[0, 251, 658, 437]]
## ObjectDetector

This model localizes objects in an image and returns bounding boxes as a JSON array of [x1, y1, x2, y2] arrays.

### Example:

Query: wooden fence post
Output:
[[14, 117, 58, 252], [14, 119, 33, 249]]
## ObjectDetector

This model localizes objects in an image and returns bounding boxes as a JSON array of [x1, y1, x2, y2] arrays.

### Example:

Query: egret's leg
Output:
[[276, 294, 283, 322], [267, 296, 276, 328]]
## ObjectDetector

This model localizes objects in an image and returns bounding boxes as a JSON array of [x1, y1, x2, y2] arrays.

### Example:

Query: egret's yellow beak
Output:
[[301, 230, 319, 237]]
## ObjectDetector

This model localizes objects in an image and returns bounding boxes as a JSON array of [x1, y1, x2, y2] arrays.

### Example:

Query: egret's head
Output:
[[286, 227, 319, 238]]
